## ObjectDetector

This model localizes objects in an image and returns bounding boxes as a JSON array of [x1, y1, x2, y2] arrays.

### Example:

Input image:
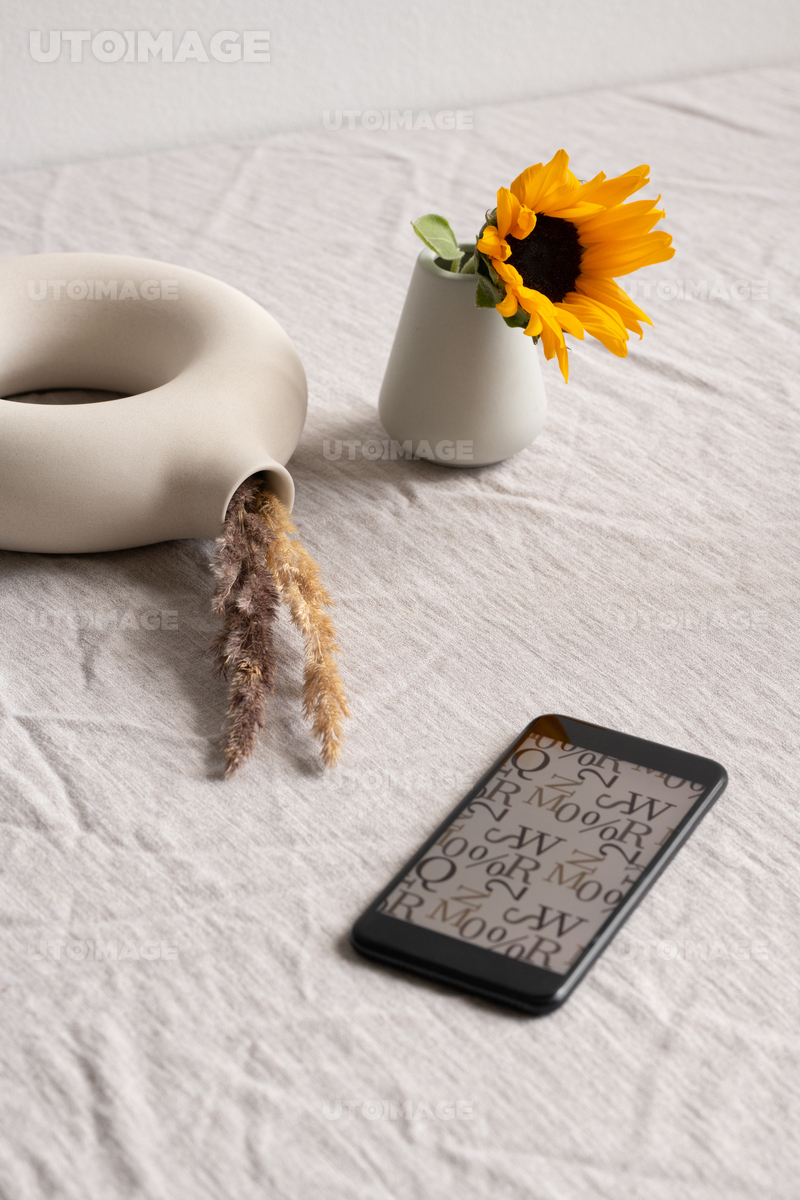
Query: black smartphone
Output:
[[351, 714, 728, 1014]]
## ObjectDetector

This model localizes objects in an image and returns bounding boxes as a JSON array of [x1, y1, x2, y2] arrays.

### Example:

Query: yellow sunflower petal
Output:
[[539, 179, 583, 214], [537, 310, 570, 382], [573, 169, 607, 195], [509, 161, 543, 207], [553, 306, 585, 339], [576, 196, 664, 233], [494, 190, 537, 241], [496, 188, 520, 240], [496, 289, 519, 318], [542, 168, 616, 218], [560, 295, 627, 335], [579, 211, 666, 245], [534, 151, 574, 209], [537, 318, 558, 359], [575, 277, 652, 336], [580, 165, 650, 207], [523, 310, 543, 337], [557, 297, 629, 355], [578, 235, 671, 266], [515, 285, 558, 320], [580, 247, 675, 277], [584, 337, 627, 358], [511, 149, 571, 212], [512, 206, 537, 238], [548, 202, 606, 220], [552, 173, 620, 221], [476, 225, 510, 261], [580, 232, 675, 276], [494, 260, 522, 287]]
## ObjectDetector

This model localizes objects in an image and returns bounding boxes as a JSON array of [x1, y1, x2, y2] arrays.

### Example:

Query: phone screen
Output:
[[379, 722, 705, 975]]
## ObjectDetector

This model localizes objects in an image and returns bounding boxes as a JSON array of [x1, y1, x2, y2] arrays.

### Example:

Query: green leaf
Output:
[[475, 253, 493, 280], [475, 273, 504, 308], [480, 273, 504, 303], [459, 253, 477, 274], [475, 283, 497, 308], [502, 308, 529, 330], [475, 252, 502, 288], [411, 214, 461, 262]]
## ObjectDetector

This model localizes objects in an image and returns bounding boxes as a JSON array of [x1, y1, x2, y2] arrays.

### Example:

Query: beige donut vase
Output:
[[0, 253, 307, 553]]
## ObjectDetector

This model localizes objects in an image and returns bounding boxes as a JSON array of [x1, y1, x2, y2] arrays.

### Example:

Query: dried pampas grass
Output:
[[256, 489, 350, 769], [210, 478, 280, 775], [210, 475, 349, 774]]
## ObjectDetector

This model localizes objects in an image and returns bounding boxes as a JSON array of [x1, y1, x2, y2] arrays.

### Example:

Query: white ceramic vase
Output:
[[379, 246, 547, 467]]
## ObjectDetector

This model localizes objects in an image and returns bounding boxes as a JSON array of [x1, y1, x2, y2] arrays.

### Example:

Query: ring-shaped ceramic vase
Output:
[[0, 253, 308, 553]]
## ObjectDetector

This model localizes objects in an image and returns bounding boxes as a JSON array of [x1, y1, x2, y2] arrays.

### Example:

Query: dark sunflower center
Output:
[[506, 214, 582, 303]]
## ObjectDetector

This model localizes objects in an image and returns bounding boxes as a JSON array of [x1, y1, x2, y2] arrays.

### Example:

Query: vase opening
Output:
[[3, 388, 129, 405], [222, 462, 295, 519], [432, 243, 476, 273]]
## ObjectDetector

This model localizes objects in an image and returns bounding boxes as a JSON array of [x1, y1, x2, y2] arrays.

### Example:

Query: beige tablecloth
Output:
[[0, 65, 798, 1200]]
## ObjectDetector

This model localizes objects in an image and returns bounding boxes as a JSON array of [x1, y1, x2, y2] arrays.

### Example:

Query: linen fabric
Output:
[[0, 65, 797, 1200]]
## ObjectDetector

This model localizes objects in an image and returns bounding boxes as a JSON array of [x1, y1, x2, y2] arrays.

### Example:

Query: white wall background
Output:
[[1, 0, 799, 174]]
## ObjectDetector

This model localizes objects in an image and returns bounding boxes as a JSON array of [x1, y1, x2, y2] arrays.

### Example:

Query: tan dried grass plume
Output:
[[254, 485, 350, 768], [210, 475, 349, 774], [210, 478, 280, 775]]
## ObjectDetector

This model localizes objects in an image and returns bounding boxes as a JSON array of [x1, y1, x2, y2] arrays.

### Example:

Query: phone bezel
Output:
[[351, 714, 728, 1014]]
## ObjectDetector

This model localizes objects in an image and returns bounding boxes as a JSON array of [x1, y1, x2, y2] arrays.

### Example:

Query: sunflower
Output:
[[474, 149, 675, 382]]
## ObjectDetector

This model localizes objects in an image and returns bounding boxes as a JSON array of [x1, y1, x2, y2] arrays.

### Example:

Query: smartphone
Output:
[[351, 714, 728, 1014]]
